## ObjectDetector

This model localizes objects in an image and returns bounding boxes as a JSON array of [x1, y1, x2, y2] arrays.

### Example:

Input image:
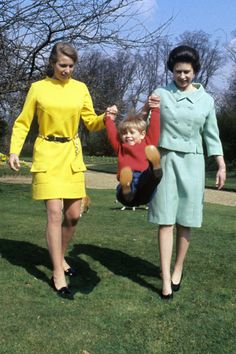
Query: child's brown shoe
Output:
[[120, 167, 133, 196], [145, 145, 162, 178]]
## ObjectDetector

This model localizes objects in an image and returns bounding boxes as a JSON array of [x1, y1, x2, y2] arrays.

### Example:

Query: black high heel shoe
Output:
[[171, 275, 183, 292], [64, 267, 78, 277], [160, 292, 173, 300], [50, 277, 74, 300]]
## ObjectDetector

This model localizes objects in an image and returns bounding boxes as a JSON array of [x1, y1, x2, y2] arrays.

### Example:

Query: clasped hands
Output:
[[147, 94, 160, 109], [105, 94, 160, 122], [105, 105, 118, 121]]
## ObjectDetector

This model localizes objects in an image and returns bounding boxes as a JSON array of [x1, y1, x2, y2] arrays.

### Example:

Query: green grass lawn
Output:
[[0, 183, 235, 354]]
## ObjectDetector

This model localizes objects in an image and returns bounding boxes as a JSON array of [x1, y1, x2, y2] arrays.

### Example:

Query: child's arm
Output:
[[146, 95, 161, 145], [104, 114, 120, 153]]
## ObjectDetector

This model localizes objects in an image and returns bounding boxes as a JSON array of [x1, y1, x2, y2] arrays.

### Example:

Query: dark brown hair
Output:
[[167, 45, 201, 74]]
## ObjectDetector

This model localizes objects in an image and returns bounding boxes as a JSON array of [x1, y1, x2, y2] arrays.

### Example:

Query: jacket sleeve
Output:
[[80, 86, 105, 131], [203, 105, 223, 157], [146, 107, 160, 146], [9, 84, 37, 155], [105, 116, 120, 154]]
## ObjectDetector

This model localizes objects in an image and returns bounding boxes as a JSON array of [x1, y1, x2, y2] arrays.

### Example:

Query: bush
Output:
[[217, 111, 236, 162], [85, 130, 115, 156]]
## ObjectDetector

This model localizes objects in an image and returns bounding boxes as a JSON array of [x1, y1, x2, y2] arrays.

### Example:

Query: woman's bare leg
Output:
[[158, 225, 174, 295], [61, 199, 82, 270], [45, 199, 67, 289], [172, 224, 191, 285]]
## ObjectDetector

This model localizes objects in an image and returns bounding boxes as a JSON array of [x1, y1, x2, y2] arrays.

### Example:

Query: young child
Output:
[[105, 95, 162, 207]]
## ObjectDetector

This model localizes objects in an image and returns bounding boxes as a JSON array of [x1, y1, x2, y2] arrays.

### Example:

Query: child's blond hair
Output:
[[118, 115, 147, 139]]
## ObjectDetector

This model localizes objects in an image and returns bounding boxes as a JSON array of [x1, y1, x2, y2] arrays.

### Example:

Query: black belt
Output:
[[44, 135, 71, 143]]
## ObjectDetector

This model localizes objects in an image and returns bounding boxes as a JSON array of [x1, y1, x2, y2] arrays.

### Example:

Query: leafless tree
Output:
[[126, 37, 172, 111], [76, 49, 137, 152], [0, 0, 171, 92], [77, 50, 137, 113], [226, 31, 236, 63], [0, 0, 173, 130]]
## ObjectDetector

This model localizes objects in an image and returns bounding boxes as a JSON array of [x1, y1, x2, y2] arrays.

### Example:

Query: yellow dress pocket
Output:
[[30, 162, 48, 173], [71, 159, 86, 173]]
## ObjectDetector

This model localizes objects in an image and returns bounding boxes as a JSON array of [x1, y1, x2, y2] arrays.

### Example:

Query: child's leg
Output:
[[116, 169, 140, 207], [135, 147, 162, 205], [120, 167, 133, 196], [145, 145, 162, 178], [134, 168, 161, 205]]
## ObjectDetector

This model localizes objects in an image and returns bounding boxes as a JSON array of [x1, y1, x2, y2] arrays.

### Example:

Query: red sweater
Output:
[[105, 108, 160, 178]]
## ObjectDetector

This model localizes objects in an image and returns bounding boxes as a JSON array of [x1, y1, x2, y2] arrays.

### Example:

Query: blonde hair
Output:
[[118, 115, 147, 139]]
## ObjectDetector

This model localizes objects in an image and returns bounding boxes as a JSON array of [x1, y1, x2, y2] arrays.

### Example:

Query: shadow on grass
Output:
[[0, 239, 161, 295], [70, 243, 162, 295], [0, 239, 100, 294]]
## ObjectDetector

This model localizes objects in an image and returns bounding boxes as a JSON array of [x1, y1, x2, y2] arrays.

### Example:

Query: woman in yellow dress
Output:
[[9, 42, 117, 299]]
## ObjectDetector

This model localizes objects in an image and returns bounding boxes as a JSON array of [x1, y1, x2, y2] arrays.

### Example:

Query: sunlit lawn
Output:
[[0, 183, 235, 354]]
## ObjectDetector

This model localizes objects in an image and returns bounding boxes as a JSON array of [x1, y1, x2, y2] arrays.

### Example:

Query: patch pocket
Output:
[[71, 160, 86, 173], [30, 162, 47, 173]]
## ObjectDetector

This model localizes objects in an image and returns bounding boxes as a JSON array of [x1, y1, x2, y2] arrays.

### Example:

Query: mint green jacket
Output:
[[153, 82, 223, 156]]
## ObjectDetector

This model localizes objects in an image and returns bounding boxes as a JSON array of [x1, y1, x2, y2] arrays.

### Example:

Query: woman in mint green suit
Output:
[[148, 46, 226, 299]]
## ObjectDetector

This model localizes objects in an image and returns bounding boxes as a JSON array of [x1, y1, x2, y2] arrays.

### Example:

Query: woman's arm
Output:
[[9, 84, 37, 170], [81, 86, 117, 132], [214, 155, 226, 190], [9, 84, 37, 157]]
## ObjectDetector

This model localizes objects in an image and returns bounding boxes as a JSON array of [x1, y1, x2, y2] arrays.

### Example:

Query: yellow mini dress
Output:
[[10, 77, 105, 200]]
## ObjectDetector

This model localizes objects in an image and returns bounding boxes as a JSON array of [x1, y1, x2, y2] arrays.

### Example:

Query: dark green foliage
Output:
[[217, 111, 236, 163], [85, 130, 115, 157]]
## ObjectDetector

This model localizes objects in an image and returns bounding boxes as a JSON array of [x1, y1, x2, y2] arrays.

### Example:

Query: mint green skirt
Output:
[[148, 149, 205, 227]]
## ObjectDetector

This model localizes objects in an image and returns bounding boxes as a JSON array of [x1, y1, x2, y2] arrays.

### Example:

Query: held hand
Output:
[[148, 94, 160, 109], [105, 105, 118, 121], [215, 168, 226, 190], [139, 95, 160, 120], [8, 153, 21, 171]]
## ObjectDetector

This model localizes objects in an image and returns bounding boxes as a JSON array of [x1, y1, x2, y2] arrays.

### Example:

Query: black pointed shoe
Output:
[[171, 281, 181, 292], [64, 267, 78, 277], [171, 275, 183, 292], [50, 277, 74, 300], [160, 292, 173, 301]]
